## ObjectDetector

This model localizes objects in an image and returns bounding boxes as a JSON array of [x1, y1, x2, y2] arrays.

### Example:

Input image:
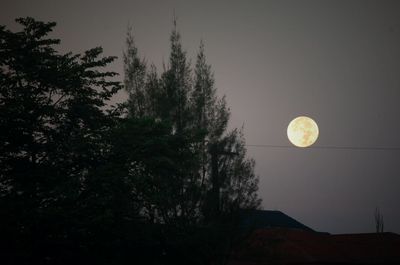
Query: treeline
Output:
[[0, 17, 260, 265]]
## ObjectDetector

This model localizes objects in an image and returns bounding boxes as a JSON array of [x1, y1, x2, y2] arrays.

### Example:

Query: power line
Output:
[[245, 144, 400, 151]]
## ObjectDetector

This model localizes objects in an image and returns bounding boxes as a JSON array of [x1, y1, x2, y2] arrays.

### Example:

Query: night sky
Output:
[[2, 0, 400, 234]]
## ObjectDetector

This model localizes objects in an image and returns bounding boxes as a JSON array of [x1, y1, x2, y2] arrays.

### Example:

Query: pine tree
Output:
[[192, 40, 216, 133], [219, 128, 262, 212], [144, 64, 162, 118], [121, 18, 262, 264], [123, 27, 147, 118], [191, 41, 227, 219], [191, 40, 260, 222], [122, 20, 202, 227], [192, 40, 230, 142], [161, 18, 192, 133], [121, 17, 261, 223]]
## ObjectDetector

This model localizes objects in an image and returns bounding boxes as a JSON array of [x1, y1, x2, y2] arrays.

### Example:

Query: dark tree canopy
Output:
[[123, 20, 262, 265], [0, 17, 127, 264], [0, 16, 261, 265], [123, 20, 261, 226]]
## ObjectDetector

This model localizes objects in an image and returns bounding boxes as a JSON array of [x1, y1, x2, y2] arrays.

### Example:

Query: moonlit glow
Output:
[[287, 116, 319, 148]]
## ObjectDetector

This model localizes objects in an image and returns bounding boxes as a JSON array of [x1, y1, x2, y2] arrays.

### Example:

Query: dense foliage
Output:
[[122, 19, 261, 264], [123, 20, 261, 225], [0, 17, 260, 265]]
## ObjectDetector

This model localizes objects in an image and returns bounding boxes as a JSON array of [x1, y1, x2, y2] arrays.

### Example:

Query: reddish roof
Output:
[[229, 228, 400, 265]]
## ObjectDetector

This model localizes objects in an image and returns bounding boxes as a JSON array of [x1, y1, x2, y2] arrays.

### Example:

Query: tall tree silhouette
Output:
[[161, 18, 193, 133], [0, 17, 130, 264], [124, 27, 147, 118], [192, 40, 229, 142], [123, 19, 261, 226], [121, 17, 262, 265], [123, 20, 203, 228]]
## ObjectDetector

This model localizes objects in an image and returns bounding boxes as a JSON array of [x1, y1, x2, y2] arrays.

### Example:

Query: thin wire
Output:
[[245, 144, 400, 151]]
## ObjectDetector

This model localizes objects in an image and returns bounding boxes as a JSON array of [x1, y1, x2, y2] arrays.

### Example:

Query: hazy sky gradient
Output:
[[2, 0, 400, 234]]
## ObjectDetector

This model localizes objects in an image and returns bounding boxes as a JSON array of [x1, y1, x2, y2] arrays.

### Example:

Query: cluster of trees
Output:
[[0, 17, 260, 265]]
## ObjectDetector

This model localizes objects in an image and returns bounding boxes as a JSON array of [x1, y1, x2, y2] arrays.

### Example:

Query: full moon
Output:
[[287, 116, 319, 148]]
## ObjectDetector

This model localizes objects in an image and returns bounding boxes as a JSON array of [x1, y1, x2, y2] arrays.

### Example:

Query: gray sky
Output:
[[2, 0, 400, 234]]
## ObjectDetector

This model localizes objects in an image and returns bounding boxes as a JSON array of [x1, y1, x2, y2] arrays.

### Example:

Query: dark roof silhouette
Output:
[[240, 210, 315, 232], [229, 228, 400, 265]]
